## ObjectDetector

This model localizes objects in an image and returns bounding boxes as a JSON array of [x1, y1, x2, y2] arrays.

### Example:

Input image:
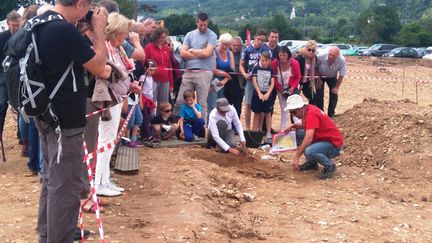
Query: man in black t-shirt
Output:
[[34, 1, 107, 242]]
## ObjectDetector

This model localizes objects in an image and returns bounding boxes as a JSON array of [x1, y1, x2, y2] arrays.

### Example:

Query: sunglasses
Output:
[[307, 48, 316, 53], [162, 109, 172, 113]]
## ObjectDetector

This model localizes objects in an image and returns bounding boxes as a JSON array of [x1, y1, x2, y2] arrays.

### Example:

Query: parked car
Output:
[[422, 47, 432, 60], [327, 43, 352, 55], [355, 46, 369, 56], [415, 47, 427, 58], [278, 40, 308, 47], [368, 44, 399, 56], [382, 47, 418, 58]]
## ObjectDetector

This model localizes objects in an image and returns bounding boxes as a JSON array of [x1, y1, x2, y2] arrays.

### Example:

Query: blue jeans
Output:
[[18, 113, 30, 142], [127, 104, 143, 128], [296, 129, 340, 169], [0, 72, 8, 134], [27, 119, 41, 172], [183, 118, 205, 142]]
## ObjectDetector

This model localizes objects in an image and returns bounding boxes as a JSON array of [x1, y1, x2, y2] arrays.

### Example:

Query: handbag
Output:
[[243, 130, 265, 148], [279, 61, 299, 99]]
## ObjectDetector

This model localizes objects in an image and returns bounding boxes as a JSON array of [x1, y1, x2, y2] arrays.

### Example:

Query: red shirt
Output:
[[304, 105, 344, 148], [271, 58, 301, 92], [144, 43, 173, 86]]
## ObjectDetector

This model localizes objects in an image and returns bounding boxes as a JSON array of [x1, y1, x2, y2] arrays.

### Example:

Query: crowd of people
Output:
[[0, 0, 346, 241]]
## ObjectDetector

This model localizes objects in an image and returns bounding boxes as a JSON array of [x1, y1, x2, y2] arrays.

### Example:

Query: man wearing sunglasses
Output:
[[316, 46, 347, 118], [283, 94, 343, 179]]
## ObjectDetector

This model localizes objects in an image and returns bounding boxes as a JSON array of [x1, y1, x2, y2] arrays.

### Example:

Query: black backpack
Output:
[[2, 13, 74, 124]]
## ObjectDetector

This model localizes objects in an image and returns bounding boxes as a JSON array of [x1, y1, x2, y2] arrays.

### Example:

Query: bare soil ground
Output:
[[1, 56, 432, 242]]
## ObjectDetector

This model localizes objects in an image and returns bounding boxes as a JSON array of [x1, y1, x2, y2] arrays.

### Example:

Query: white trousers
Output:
[[278, 92, 289, 131], [95, 103, 122, 186]]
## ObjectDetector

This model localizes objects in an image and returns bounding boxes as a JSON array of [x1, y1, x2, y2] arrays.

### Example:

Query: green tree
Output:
[[397, 23, 421, 46], [0, 0, 15, 20], [164, 13, 219, 36], [116, 0, 134, 19], [356, 5, 401, 44], [238, 23, 257, 43], [265, 13, 301, 40], [397, 22, 432, 47], [164, 14, 195, 36]]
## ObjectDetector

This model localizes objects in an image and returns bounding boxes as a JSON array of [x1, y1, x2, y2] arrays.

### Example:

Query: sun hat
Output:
[[216, 98, 230, 112], [284, 94, 307, 111]]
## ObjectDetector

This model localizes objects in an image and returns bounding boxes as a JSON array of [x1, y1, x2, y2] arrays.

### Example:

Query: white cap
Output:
[[284, 94, 307, 111]]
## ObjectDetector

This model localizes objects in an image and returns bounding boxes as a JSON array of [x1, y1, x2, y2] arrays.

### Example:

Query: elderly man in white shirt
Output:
[[208, 98, 246, 155], [316, 47, 347, 118]]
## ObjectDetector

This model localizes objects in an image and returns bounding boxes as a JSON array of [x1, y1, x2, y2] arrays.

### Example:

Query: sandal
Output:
[[82, 202, 104, 213], [97, 197, 109, 207]]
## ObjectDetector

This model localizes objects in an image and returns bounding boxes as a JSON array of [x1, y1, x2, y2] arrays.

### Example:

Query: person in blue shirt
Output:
[[178, 89, 205, 141], [239, 29, 271, 130]]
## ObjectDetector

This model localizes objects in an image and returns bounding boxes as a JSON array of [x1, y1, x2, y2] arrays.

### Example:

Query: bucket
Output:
[[243, 130, 265, 148]]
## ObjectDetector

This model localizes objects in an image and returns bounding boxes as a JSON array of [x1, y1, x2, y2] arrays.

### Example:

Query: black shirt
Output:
[[37, 11, 95, 129], [151, 115, 174, 126], [0, 30, 12, 73], [269, 45, 280, 61]]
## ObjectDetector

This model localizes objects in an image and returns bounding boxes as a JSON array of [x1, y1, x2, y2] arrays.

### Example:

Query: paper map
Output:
[[271, 131, 297, 153]]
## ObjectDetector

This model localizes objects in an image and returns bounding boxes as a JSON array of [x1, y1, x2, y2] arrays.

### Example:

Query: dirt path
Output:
[[1, 57, 432, 242]]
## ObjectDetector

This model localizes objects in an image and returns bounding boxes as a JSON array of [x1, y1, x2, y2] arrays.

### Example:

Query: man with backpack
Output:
[[4, 1, 108, 241], [0, 10, 20, 139]]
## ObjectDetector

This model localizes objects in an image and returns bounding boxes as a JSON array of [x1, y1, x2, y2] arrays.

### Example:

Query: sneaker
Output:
[[319, 164, 337, 180], [74, 227, 90, 240], [299, 161, 319, 171], [107, 182, 125, 192], [96, 185, 121, 197], [128, 140, 144, 148]]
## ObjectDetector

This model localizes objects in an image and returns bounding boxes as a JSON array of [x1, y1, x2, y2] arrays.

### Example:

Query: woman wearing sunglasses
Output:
[[295, 40, 319, 105]]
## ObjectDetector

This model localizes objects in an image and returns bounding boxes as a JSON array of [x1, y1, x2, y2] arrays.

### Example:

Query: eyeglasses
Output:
[[307, 48, 316, 53], [289, 108, 300, 114], [162, 109, 172, 113]]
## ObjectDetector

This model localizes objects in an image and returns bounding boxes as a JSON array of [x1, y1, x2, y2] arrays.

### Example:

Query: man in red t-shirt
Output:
[[283, 94, 343, 179]]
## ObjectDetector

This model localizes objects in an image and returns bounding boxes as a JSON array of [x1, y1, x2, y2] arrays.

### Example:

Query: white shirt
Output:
[[208, 105, 246, 151], [140, 75, 154, 98]]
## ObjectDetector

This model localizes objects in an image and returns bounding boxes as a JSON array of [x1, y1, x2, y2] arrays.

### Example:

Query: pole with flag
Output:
[[246, 29, 251, 46]]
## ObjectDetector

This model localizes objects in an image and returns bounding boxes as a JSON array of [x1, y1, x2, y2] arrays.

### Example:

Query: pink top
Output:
[[271, 58, 301, 92]]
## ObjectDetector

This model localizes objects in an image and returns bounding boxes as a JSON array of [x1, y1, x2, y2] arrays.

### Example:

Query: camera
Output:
[[84, 10, 94, 25], [282, 88, 293, 99]]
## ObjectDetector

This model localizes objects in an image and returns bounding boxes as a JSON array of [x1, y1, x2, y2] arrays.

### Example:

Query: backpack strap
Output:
[[49, 61, 75, 99]]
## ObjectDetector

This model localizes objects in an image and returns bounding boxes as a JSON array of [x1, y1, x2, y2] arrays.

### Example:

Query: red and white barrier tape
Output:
[[79, 101, 137, 242], [347, 75, 402, 82], [85, 102, 137, 161], [79, 141, 105, 243], [416, 79, 432, 84]]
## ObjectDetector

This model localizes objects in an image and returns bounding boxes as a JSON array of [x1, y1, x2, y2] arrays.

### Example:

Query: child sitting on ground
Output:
[[151, 102, 179, 142], [178, 89, 205, 142], [251, 51, 275, 143]]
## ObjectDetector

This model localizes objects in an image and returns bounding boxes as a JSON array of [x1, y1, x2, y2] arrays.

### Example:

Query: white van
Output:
[[422, 47, 432, 60], [278, 40, 308, 47]]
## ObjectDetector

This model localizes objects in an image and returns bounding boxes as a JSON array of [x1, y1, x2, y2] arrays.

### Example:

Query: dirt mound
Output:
[[189, 150, 290, 180], [336, 98, 432, 173], [346, 56, 432, 69]]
